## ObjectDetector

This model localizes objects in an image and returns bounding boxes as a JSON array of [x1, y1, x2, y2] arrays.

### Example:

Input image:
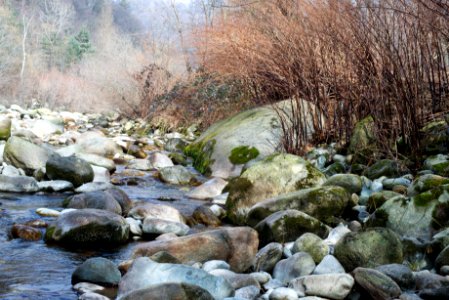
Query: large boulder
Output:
[[407, 174, 449, 197], [0, 175, 39, 193], [120, 283, 214, 300], [3, 136, 52, 175], [185, 100, 317, 178], [132, 227, 258, 272], [334, 228, 403, 271], [323, 174, 363, 194], [363, 159, 408, 180], [0, 117, 11, 140], [226, 154, 326, 224], [353, 268, 402, 300], [247, 186, 351, 226], [45, 209, 129, 246], [46, 155, 94, 187], [423, 154, 449, 176], [76, 132, 123, 158], [117, 258, 233, 299], [72, 257, 121, 286]]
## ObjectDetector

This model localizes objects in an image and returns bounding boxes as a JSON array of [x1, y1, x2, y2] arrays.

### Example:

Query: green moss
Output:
[[184, 139, 216, 175], [432, 201, 449, 230], [228, 146, 260, 165], [44, 226, 56, 242], [413, 188, 441, 207]]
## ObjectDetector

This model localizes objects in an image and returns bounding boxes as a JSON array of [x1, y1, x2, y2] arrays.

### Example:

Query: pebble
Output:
[[36, 208, 60, 217]]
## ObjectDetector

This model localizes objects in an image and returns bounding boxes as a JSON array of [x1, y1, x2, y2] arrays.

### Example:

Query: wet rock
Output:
[[0, 174, 39, 193], [375, 264, 415, 290], [187, 177, 228, 200], [254, 210, 329, 246], [226, 154, 326, 224], [253, 243, 283, 273], [73, 282, 105, 294], [24, 219, 47, 228], [72, 257, 121, 286], [414, 270, 449, 290], [159, 165, 194, 185], [64, 191, 123, 215], [3, 136, 52, 175], [323, 224, 351, 246], [353, 267, 402, 300], [273, 252, 315, 284], [132, 227, 258, 272], [407, 174, 449, 197], [0, 117, 11, 140], [149, 152, 174, 169], [45, 209, 129, 246], [323, 174, 363, 194], [126, 159, 152, 171], [289, 273, 354, 300], [209, 269, 260, 290], [292, 233, 329, 263], [79, 292, 110, 300], [363, 159, 408, 180], [46, 155, 94, 187], [120, 283, 214, 300], [192, 206, 221, 227], [313, 255, 346, 275], [36, 207, 60, 217], [75, 182, 114, 193], [38, 180, 74, 192], [128, 203, 185, 224], [10, 224, 42, 241], [117, 257, 233, 299], [125, 218, 142, 236], [334, 227, 403, 271], [142, 218, 190, 236]]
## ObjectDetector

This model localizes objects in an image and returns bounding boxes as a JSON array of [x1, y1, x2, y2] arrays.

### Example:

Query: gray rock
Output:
[[127, 159, 152, 171], [119, 283, 215, 300], [30, 119, 63, 139], [435, 245, 449, 274], [117, 257, 234, 299], [187, 177, 228, 200], [159, 165, 194, 185], [150, 152, 174, 169], [0, 174, 39, 193], [46, 155, 94, 187], [323, 174, 363, 194], [73, 282, 105, 294], [128, 203, 185, 223], [375, 264, 415, 290], [79, 292, 110, 300], [125, 218, 142, 236], [76, 153, 116, 172], [353, 267, 402, 300], [253, 242, 283, 273], [292, 233, 329, 264], [363, 159, 408, 180], [75, 182, 114, 193], [1, 164, 21, 176], [235, 285, 260, 300], [289, 273, 354, 300], [76, 131, 123, 158], [72, 257, 121, 286], [313, 255, 345, 275], [38, 180, 74, 192], [414, 270, 449, 290], [92, 165, 110, 183], [210, 269, 260, 290], [142, 218, 190, 236], [64, 191, 123, 215], [273, 252, 315, 285], [203, 260, 231, 272], [269, 287, 298, 300]]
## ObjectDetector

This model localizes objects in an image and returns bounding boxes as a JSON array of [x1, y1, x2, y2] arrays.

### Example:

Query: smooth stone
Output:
[[76, 153, 116, 172], [125, 218, 142, 236], [10, 224, 42, 241], [92, 165, 110, 183], [292, 233, 329, 264], [353, 267, 402, 300], [127, 159, 152, 171], [150, 152, 174, 169], [414, 270, 449, 290], [313, 255, 346, 275], [250, 272, 271, 284], [273, 252, 315, 285], [1, 164, 21, 176], [73, 282, 105, 294], [64, 191, 123, 215], [159, 165, 194, 185], [36, 207, 60, 217], [117, 257, 233, 299], [187, 177, 228, 200], [203, 260, 231, 272], [30, 119, 63, 139], [75, 182, 114, 193], [264, 279, 284, 290], [72, 257, 121, 286], [128, 203, 185, 223], [323, 224, 351, 246], [253, 242, 283, 273], [209, 269, 260, 290], [375, 264, 415, 290], [76, 131, 123, 158], [0, 117, 11, 140], [269, 287, 298, 300], [210, 204, 226, 218], [119, 283, 214, 300], [142, 218, 190, 236], [289, 273, 354, 300], [235, 285, 260, 300], [323, 174, 363, 194], [38, 180, 74, 192], [79, 292, 110, 300], [0, 174, 39, 193], [192, 206, 221, 227]]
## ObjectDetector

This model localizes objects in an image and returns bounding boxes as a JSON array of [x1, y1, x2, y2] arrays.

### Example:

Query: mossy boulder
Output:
[[420, 119, 449, 155], [46, 155, 94, 187], [292, 233, 329, 263], [184, 100, 317, 178], [407, 174, 449, 197], [334, 227, 403, 271], [323, 174, 363, 194], [226, 154, 326, 225], [323, 162, 346, 177], [348, 116, 378, 164], [254, 210, 329, 245], [366, 191, 402, 212], [363, 159, 408, 180], [0, 117, 11, 140], [247, 185, 350, 226], [423, 154, 449, 177]]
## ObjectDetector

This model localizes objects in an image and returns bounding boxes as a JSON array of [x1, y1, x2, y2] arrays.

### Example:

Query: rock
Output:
[[72, 257, 121, 286], [159, 165, 194, 185], [247, 186, 350, 227], [75, 182, 114, 193], [273, 252, 315, 284], [313, 255, 346, 275], [419, 287, 449, 299], [165, 138, 188, 152], [382, 178, 411, 190], [142, 218, 190, 236], [30, 119, 63, 139], [323, 224, 351, 246], [64, 191, 122, 215], [46, 155, 94, 187], [420, 120, 449, 155], [408, 174, 449, 197], [192, 206, 221, 227], [120, 283, 215, 300], [269, 287, 298, 300], [226, 154, 326, 224], [353, 267, 402, 300], [435, 245, 449, 274], [125, 218, 142, 236], [150, 251, 181, 264], [45, 209, 129, 246], [323, 174, 363, 194], [348, 116, 377, 163], [235, 285, 260, 300], [209, 269, 259, 290], [334, 228, 403, 271], [73, 282, 105, 294], [91, 165, 110, 183], [203, 260, 231, 272], [1, 164, 21, 176], [423, 154, 449, 176], [149, 152, 174, 169], [292, 233, 329, 263], [363, 159, 408, 180], [414, 270, 449, 290], [128, 203, 185, 224], [76, 153, 116, 172], [10, 224, 42, 241], [366, 191, 402, 212], [79, 292, 110, 300], [38, 180, 74, 192], [36, 207, 60, 217], [289, 273, 354, 300], [0, 117, 11, 140], [253, 243, 283, 273], [3, 136, 52, 175], [254, 210, 329, 245], [127, 159, 152, 171], [375, 264, 415, 290], [185, 100, 317, 178], [76, 131, 123, 158], [169, 152, 189, 166], [132, 227, 258, 272], [187, 177, 228, 200], [117, 257, 233, 299], [0, 174, 39, 193]]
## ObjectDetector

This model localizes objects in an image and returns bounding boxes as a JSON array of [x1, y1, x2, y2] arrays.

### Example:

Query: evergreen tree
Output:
[[67, 28, 92, 64]]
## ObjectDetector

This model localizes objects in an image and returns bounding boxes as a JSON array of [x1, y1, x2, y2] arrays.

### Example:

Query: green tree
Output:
[[67, 28, 92, 64]]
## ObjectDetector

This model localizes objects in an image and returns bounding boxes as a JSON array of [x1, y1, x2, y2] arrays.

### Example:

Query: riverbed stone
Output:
[[292, 233, 329, 263], [76, 153, 116, 172], [3, 136, 52, 175], [30, 119, 64, 139], [149, 152, 174, 169], [323, 174, 363, 194], [313, 255, 346, 275], [45, 209, 129, 246], [353, 267, 402, 300], [128, 203, 185, 224], [226, 154, 326, 225], [10, 224, 42, 241], [0, 174, 39, 193], [72, 257, 121, 286], [375, 264, 415, 290], [159, 165, 194, 185], [192, 206, 221, 227], [273, 252, 315, 284], [120, 282, 215, 300], [142, 218, 190, 236], [269, 287, 298, 300], [46, 155, 94, 187], [117, 257, 234, 299], [289, 273, 354, 300], [423, 154, 449, 176], [209, 269, 260, 290], [64, 191, 123, 215], [76, 131, 123, 158], [126, 159, 152, 171], [187, 177, 228, 200], [247, 186, 350, 227], [255, 210, 329, 246], [407, 174, 449, 197], [253, 242, 283, 273], [75, 182, 114, 193], [0, 117, 11, 140], [435, 245, 449, 274], [38, 180, 74, 192], [363, 159, 408, 180], [334, 227, 403, 271], [132, 227, 258, 272]]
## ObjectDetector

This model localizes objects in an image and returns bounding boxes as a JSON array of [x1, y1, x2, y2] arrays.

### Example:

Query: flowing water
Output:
[[0, 168, 206, 300]]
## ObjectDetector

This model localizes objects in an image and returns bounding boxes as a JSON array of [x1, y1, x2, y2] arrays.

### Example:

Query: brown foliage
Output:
[[201, 0, 449, 156]]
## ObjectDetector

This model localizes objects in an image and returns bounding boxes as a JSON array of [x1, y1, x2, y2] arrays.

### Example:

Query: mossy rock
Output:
[[366, 191, 402, 213], [292, 233, 329, 263], [323, 162, 346, 177], [423, 155, 449, 177], [254, 210, 329, 246], [407, 174, 449, 197], [363, 159, 408, 180], [229, 146, 259, 165], [348, 116, 379, 164], [225, 153, 326, 225], [247, 185, 350, 227], [420, 119, 449, 155], [0, 117, 11, 140], [323, 174, 363, 194], [334, 227, 403, 271]]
